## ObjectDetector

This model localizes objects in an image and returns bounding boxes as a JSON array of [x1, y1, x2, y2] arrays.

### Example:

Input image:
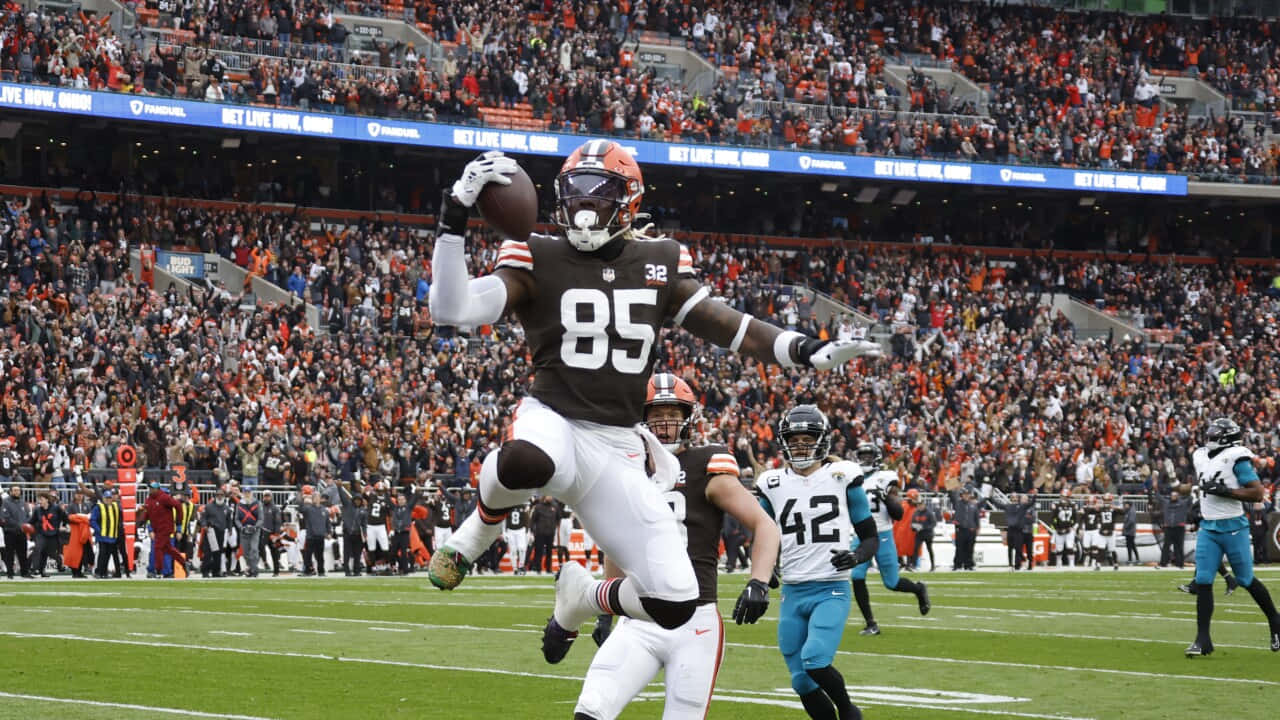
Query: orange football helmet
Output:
[[554, 140, 644, 252], [645, 373, 699, 450]]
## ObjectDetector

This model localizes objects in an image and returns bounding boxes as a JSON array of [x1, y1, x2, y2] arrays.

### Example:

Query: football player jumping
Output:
[[757, 405, 880, 720], [549, 373, 781, 720], [427, 143, 879, 640], [1184, 417, 1280, 656]]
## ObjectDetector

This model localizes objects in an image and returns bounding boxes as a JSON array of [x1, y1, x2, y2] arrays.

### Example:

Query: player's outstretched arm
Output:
[[429, 154, 533, 327], [669, 278, 878, 370]]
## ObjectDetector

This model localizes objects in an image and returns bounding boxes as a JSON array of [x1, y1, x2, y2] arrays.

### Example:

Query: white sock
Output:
[[447, 514, 505, 562]]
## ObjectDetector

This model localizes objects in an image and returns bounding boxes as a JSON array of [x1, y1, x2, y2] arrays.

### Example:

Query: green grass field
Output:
[[1, 567, 1278, 719]]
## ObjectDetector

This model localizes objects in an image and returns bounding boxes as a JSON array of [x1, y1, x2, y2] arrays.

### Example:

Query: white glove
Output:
[[450, 150, 519, 207], [808, 339, 882, 371]]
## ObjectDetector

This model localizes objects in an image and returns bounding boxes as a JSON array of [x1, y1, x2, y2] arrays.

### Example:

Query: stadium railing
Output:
[[144, 27, 358, 65], [5, 472, 468, 505]]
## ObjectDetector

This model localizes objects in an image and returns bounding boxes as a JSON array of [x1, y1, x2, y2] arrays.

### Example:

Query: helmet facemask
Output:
[[645, 402, 694, 453], [555, 170, 631, 252], [781, 431, 829, 470]]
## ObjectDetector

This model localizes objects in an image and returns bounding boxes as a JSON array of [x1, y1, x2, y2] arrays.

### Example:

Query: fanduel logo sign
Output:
[[129, 99, 187, 118], [367, 122, 421, 139], [1000, 168, 1046, 183], [799, 155, 847, 171]]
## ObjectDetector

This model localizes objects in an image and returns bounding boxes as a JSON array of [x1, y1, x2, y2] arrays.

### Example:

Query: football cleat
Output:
[[917, 582, 931, 616], [1184, 638, 1214, 657], [541, 616, 579, 664], [427, 546, 473, 590], [1270, 623, 1280, 652], [1225, 574, 1238, 596], [1176, 583, 1194, 594], [859, 623, 881, 636]]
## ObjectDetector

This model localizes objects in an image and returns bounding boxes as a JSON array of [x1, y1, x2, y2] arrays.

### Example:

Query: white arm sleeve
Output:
[[428, 233, 509, 327]]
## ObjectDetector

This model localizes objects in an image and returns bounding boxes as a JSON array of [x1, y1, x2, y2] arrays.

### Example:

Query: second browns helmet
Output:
[[645, 373, 698, 451]]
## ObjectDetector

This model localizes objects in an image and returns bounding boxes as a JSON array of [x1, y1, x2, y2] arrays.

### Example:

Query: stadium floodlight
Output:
[[890, 189, 916, 206], [854, 187, 879, 204], [0, 121, 20, 140], [1078, 196, 1097, 207], [820, 182, 839, 192], [221, 137, 242, 149]]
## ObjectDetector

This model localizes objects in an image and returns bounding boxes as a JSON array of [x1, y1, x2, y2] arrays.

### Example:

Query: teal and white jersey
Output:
[[1192, 445, 1255, 523], [859, 468, 900, 534], [758, 460, 871, 585]]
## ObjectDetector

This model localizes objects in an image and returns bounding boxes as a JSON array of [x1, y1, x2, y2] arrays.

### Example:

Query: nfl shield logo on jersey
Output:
[[602, 268, 616, 283]]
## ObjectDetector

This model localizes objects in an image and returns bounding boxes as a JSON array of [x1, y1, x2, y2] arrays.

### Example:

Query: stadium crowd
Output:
[[3, 2, 1280, 181], [2, 185, 1280, 497]]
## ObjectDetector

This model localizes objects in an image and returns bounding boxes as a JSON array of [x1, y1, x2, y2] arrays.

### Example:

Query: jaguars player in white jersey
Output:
[[1185, 417, 1280, 656], [757, 406, 879, 720], [848, 444, 931, 636]]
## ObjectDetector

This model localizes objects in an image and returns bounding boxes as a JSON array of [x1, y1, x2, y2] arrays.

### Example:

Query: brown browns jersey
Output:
[[667, 444, 741, 605], [496, 233, 695, 426]]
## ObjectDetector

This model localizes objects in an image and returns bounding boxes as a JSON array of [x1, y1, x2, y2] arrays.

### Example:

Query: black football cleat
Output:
[[541, 616, 579, 664], [1270, 624, 1279, 652], [916, 582, 931, 616], [1224, 574, 1238, 597], [1176, 583, 1194, 594], [1184, 638, 1214, 657], [859, 622, 881, 636]]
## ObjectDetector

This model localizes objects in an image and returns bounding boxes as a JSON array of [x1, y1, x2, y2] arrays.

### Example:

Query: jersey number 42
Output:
[[780, 495, 841, 545]]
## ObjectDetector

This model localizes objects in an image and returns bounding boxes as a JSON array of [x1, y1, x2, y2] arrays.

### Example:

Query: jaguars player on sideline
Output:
[[758, 406, 880, 720], [848, 443, 930, 636], [427, 143, 879, 639], [548, 373, 782, 720], [1185, 417, 1280, 656]]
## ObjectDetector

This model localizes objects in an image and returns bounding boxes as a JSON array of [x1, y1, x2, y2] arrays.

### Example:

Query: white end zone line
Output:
[[693, 691, 1097, 720], [0, 691, 278, 719]]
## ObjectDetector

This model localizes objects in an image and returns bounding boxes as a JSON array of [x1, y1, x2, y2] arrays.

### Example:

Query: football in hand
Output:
[[477, 164, 538, 242]]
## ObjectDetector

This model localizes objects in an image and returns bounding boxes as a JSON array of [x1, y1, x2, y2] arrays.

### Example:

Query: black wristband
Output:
[[437, 189, 470, 236], [794, 337, 823, 367]]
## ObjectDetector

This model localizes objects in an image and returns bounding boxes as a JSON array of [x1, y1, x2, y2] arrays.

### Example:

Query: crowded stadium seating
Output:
[[3, 185, 1279, 508], [4, 2, 1280, 181]]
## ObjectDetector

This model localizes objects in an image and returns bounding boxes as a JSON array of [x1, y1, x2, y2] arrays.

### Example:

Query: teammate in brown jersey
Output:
[[427, 141, 879, 639], [546, 373, 780, 720]]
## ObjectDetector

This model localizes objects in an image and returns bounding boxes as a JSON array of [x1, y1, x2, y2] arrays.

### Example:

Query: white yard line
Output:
[[208, 631, 253, 637], [367, 627, 411, 633], [23, 605, 537, 634], [6, 630, 1273, 689], [0, 632, 588, 682], [720, 641, 1279, 686], [0, 691, 277, 720], [891, 619, 1266, 651], [288, 629, 334, 635]]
